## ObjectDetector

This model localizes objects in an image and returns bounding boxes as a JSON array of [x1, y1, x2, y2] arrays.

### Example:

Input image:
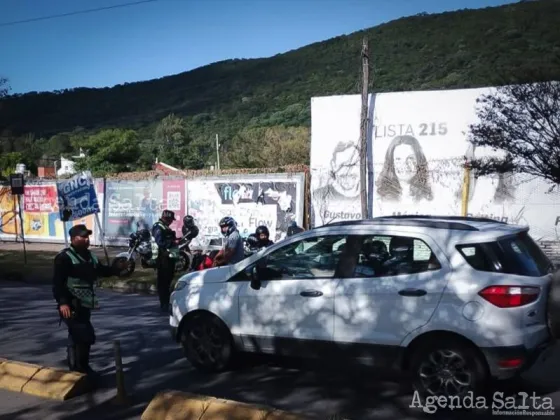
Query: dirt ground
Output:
[[0, 241, 161, 286]]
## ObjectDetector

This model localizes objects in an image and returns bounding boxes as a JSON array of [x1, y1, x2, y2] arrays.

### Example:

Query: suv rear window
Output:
[[457, 232, 553, 277]]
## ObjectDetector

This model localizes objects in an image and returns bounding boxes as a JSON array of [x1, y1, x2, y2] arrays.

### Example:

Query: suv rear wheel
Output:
[[180, 312, 234, 372], [410, 338, 488, 400]]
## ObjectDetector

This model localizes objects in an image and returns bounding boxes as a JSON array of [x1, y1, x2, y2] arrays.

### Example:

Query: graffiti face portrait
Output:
[[393, 143, 417, 183], [330, 141, 360, 197], [376, 135, 433, 202]]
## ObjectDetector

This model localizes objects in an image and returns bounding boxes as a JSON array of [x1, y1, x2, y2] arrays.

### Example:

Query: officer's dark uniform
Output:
[[52, 224, 118, 375], [152, 210, 178, 311]]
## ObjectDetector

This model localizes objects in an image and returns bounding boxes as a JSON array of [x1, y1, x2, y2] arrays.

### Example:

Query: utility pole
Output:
[[359, 36, 369, 219], [215, 134, 220, 170]]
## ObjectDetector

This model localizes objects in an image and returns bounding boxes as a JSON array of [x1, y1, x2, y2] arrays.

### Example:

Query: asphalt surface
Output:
[[2, 282, 560, 420]]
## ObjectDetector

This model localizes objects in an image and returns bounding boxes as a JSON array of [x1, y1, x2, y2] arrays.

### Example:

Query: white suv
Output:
[[169, 216, 558, 398]]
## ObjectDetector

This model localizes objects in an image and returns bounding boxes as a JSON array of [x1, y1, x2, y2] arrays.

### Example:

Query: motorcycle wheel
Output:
[[113, 256, 135, 278], [175, 253, 190, 272]]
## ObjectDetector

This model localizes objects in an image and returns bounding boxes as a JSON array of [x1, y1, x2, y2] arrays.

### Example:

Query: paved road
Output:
[[2, 282, 560, 420]]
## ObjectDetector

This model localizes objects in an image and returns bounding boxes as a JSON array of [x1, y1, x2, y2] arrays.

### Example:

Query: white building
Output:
[[56, 149, 85, 177]]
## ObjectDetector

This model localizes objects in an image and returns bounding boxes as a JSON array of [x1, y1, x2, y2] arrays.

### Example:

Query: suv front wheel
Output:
[[180, 312, 234, 372], [409, 338, 488, 400]]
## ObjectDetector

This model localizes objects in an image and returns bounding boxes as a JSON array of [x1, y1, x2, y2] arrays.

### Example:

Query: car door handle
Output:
[[300, 290, 323, 298], [398, 288, 427, 297]]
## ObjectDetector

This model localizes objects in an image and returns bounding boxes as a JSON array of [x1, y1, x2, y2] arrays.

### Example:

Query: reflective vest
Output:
[[65, 248, 99, 309], [152, 221, 180, 259]]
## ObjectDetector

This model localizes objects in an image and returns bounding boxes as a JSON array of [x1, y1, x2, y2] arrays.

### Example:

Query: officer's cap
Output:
[[69, 224, 93, 238], [161, 210, 176, 220]]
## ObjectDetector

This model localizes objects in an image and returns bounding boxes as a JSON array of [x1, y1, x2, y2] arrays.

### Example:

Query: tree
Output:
[[226, 126, 309, 168], [74, 129, 141, 175], [468, 81, 560, 185], [0, 152, 30, 177], [0, 77, 9, 98], [154, 114, 187, 153]]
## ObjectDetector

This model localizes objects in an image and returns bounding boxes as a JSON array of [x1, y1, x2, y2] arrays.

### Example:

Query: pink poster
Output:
[[162, 179, 186, 236]]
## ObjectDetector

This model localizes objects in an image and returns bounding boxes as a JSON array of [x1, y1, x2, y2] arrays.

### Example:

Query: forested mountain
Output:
[[1, 0, 559, 175]]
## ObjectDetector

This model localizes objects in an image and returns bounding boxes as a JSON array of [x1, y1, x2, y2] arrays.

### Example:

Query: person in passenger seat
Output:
[[362, 240, 390, 274], [382, 236, 414, 276]]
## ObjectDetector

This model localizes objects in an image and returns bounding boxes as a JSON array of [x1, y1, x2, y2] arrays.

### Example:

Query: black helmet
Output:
[[183, 215, 194, 227], [219, 216, 237, 235], [255, 225, 269, 237], [246, 234, 259, 248]]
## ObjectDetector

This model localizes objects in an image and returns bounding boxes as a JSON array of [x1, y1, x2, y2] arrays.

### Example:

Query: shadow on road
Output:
[[1, 281, 560, 420]]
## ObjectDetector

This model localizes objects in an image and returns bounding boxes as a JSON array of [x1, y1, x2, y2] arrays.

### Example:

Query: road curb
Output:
[[0, 359, 88, 400], [99, 279, 158, 294], [141, 390, 314, 420], [0, 274, 158, 295]]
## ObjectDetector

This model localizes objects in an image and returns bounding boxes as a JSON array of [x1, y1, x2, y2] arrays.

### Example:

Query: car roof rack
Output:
[[318, 218, 479, 231], [374, 215, 507, 224]]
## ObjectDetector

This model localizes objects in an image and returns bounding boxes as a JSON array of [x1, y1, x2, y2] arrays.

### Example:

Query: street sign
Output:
[[9, 173, 24, 195], [56, 171, 100, 222]]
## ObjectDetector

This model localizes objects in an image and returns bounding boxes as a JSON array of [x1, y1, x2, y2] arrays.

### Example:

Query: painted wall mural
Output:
[[186, 174, 305, 244], [0, 181, 102, 243], [310, 88, 560, 242]]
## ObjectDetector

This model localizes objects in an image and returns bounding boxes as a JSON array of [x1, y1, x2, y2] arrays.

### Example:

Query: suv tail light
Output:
[[478, 286, 540, 308]]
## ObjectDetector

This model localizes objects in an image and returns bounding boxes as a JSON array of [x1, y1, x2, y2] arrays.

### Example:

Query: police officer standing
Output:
[[152, 210, 178, 311], [52, 224, 123, 378]]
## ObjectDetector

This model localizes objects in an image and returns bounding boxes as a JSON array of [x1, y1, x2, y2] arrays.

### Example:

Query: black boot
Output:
[[67, 345, 78, 371], [77, 344, 100, 385]]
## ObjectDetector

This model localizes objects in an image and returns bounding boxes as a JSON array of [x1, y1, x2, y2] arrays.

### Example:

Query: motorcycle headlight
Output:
[[174, 280, 187, 291]]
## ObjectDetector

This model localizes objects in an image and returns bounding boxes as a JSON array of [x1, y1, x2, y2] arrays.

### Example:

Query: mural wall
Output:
[[310, 88, 560, 242], [103, 178, 186, 244], [0, 172, 306, 246], [186, 174, 305, 244], [0, 180, 102, 244]]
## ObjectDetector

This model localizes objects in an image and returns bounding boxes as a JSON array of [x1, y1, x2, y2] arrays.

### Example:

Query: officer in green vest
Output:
[[52, 224, 123, 377], [152, 209, 179, 312]]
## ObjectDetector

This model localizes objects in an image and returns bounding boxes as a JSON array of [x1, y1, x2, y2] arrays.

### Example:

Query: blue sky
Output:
[[1, 0, 514, 94]]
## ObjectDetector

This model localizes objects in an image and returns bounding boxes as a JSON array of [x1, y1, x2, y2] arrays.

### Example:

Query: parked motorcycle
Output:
[[175, 234, 193, 272], [113, 223, 156, 277], [189, 237, 222, 271], [113, 223, 192, 277]]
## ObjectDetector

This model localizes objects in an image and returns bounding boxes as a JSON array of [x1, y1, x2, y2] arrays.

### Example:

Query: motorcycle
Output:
[[113, 223, 156, 277], [113, 223, 192, 277], [189, 237, 222, 271], [175, 234, 193, 273]]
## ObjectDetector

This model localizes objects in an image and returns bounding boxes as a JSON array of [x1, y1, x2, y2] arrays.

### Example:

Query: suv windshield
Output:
[[457, 231, 553, 277]]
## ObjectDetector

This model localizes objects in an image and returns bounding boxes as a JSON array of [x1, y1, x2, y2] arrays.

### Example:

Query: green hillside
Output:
[[1, 0, 559, 175]]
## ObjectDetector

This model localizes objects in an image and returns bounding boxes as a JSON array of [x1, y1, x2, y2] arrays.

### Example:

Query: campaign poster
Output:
[[0, 186, 17, 238], [186, 174, 305, 243], [309, 87, 560, 242], [104, 178, 186, 242]]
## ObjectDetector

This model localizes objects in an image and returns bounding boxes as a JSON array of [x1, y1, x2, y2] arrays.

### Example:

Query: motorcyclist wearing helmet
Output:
[[213, 216, 245, 267], [181, 215, 199, 241], [246, 225, 274, 253]]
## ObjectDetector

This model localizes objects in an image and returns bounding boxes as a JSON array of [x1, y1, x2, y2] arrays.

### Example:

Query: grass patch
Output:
[[0, 249, 184, 290]]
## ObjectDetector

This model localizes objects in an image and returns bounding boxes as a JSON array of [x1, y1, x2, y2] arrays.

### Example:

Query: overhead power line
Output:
[[0, 0, 159, 28]]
